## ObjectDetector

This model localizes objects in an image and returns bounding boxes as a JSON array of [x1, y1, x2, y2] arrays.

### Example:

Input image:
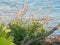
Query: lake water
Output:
[[0, 0, 60, 36]]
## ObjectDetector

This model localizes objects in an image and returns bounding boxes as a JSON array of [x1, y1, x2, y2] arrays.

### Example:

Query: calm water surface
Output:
[[0, 0, 60, 36]]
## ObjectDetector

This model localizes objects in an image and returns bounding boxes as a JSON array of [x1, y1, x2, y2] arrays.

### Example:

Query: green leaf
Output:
[[0, 37, 15, 45]]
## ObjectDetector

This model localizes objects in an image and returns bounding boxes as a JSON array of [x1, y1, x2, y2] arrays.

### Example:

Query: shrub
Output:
[[9, 20, 47, 45], [9, 21, 27, 45]]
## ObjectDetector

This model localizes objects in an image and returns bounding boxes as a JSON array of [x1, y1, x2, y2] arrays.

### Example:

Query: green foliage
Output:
[[27, 21, 46, 38], [9, 20, 47, 45], [0, 37, 15, 45], [9, 21, 27, 45], [0, 22, 15, 45], [0, 22, 7, 37]]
